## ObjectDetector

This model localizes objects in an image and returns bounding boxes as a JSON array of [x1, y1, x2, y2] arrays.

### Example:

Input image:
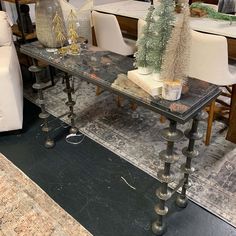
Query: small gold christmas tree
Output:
[[67, 10, 80, 54], [52, 11, 67, 53]]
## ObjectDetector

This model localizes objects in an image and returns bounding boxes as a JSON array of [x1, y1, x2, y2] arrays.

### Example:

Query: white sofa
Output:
[[0, 11, 23, 132]]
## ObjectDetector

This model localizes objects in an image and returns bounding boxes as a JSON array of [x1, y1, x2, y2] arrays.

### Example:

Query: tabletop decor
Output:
[[131, 0, 175, 98], [161, 1, 190, 101], [52, 11, 67, 49], [134, 0, 175, 79], [149, 0, 175, 79], [35, 0, 67, 48], [190, 2, 236, 22], [134, 5, 155, 75], [67, 10, 80, 55]]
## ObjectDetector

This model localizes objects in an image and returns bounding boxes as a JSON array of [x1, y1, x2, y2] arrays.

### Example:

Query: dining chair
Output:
[[91, 10, 136, 56], [188, 30, 236, 145], [137, 18, 146, 39], [91, 10, 136, 99]]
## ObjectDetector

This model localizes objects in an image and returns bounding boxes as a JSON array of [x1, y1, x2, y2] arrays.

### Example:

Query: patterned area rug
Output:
[[0, 153, 92, 236], [24, 77, 236, 228]]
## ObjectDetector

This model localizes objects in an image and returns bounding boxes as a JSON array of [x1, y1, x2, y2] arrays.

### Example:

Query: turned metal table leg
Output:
[[152, 119, 183, 235], [176, 112, 203, 208], [63, 73, 78, 134], [29, 65, 55, 148]]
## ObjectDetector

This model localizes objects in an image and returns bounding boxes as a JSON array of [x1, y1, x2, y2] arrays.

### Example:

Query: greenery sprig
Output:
[[190, 2, 236, 21]]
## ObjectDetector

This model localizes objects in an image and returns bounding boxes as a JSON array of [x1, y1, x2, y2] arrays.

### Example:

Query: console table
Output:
[[93, 0, 236, 143], [21, 41, 220, 235]]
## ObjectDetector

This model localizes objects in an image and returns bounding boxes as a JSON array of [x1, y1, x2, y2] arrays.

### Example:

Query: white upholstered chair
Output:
[[91, 11, 136, 56], [137, 18, 146, 39], [0, 11, 23, 132], [188, 30, 236, 145]]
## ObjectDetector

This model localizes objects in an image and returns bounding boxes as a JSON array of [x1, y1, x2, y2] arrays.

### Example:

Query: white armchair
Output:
[[0, 11, 23, 132], [188, 30, 236, 145], [91, 11, 136, 56]]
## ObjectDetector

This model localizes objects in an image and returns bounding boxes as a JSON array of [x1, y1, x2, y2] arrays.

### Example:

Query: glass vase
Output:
[[35, 0, 66, 48]]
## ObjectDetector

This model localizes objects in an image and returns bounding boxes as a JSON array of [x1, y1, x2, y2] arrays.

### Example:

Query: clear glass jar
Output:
[[35, 0, 66, 48]]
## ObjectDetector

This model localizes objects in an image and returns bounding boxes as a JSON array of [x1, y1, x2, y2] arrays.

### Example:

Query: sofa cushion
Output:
[[0, 11, 13, 46], [0, 45, 23, 131]]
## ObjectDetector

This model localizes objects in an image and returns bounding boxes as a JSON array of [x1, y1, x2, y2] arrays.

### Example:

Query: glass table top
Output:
[[21, 41, 221, 123]]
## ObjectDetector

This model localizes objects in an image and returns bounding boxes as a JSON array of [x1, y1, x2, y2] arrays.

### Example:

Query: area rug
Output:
[[0, 152, 92, 236], [24, 78, 236, 228]]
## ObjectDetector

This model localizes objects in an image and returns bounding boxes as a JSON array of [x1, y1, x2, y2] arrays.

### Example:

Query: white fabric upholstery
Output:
[[137, 18, 146, 39], [0, 11, 23, 132], [188, 30, 236, 86], [59, 0, 93, 43], [91, 10, 136, 56], [0, 11, 12, 46]]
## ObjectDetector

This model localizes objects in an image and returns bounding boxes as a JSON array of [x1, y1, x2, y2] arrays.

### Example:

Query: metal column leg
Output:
[[29, 65, 55, 148], [152, 119, 183, 235], [176, 113, 203, 208], [63, 73, 78, 134]]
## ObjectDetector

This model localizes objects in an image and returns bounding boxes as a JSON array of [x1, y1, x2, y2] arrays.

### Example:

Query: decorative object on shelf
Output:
[[52, 11, 67, 48], [67, 10, 80, 55], [111, 73, 152, 100], [133, 0, 175, 87], [134, 5, 155, 75], [162, 80, 183, 101], [17, 4, 33, 34], [161, 1, 190, 101], [128, 70, 163, 97], [149, 0, 175, 74], [190, 2, 236, 21], [59, 0, 92, 44], [35, 0, 66, 48]]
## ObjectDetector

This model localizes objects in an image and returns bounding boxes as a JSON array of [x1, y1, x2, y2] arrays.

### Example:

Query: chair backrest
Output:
[[91, 10, 132, 55], [137, 18, 146, 39], [188, 30, 236, 86]]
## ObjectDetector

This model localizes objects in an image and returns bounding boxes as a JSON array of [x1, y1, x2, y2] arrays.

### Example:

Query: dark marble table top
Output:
[[21, 41, 221, 124]]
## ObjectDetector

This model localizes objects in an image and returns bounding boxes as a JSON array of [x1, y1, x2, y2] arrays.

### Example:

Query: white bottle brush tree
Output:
[[134, 5, 155, 74], [161, 2, 190, 100]]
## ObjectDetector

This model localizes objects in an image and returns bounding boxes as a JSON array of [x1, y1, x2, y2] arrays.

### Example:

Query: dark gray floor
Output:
[[0, 99, 236, 236]]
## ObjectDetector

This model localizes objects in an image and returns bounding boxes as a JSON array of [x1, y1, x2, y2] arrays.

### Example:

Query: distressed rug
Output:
[[0, 153, 92, 236], [24, 78, 236, 228]]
